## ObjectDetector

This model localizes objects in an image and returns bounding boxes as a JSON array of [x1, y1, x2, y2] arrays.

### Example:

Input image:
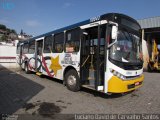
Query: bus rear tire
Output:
[[65, 69, 81, 92], [25, 63, 30, 74]]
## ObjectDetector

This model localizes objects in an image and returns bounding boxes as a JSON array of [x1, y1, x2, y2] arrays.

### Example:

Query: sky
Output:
[[0, 0, 160, 37]]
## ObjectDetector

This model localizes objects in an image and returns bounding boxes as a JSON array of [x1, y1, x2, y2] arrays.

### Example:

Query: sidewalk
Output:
[[0, 63, 19, 69]]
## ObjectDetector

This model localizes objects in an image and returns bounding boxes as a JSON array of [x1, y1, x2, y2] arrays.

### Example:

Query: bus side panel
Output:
[[21, 54, 28, 69], [62, 52, 81, 77], [27, 54, 36, 72], [42, 53, 64, 80], [16, 54, 21, 65], [21, 54, 35, 72], [42, 52, 80, 80]]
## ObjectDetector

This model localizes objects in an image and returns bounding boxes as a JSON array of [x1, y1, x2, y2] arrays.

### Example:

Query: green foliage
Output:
[[1, 35, 8, 41], [6, 28, 11, 33], [11, 29, 16, 34], [0, 24, 17, 41], [0, 24, 6, 30], [0, 24, 17, 34]]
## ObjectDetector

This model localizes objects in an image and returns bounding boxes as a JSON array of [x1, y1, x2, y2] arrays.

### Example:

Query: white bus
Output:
[[17, 13, 144, 93]]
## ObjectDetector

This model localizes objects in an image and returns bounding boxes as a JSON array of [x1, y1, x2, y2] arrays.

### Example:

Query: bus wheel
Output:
[[25, 63, 30, 74], [65, 69, 81, 92]]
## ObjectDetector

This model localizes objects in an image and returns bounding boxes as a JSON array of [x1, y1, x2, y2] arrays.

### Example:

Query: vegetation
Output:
[[0, 24, 7, 30], [0, 35, 7, 41], [0, 24, 17, 42]]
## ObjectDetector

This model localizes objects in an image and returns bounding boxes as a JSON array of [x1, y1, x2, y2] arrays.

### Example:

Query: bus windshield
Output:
[[109, 29, 142, 63]]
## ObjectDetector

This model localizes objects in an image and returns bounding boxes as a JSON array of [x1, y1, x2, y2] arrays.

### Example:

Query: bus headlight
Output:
[[109, 68, 127, 80]]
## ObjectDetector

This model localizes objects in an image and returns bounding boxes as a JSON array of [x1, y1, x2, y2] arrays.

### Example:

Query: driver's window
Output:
[[107, 24, 118, 47], [107, 25, 112, 45]]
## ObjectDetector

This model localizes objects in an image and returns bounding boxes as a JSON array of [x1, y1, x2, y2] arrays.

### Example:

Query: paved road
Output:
[[0, 66, 160, 119]]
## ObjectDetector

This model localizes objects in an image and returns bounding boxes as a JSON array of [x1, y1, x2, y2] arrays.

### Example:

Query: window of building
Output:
[[29, 41, 35, 54], [44, 35, 53, 53], [65, 28, 80, 53], [53, 33, 64, 53]]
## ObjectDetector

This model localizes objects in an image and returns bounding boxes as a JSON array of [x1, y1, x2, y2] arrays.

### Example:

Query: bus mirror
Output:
[[111, 25, 118, 40], [108, 25, 118, 48], [83, 32, 88, 36]]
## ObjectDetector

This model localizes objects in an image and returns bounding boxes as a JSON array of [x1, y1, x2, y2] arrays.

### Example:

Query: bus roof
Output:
[[22, 13, 140, 43]]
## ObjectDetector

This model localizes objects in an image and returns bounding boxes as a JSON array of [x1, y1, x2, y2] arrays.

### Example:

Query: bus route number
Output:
[[90, 16, 100, 22]]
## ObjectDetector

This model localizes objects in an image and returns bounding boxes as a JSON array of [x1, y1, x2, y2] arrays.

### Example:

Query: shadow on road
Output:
[[0, 65, 44, 114], [39, 71, 133, 99], [81, 87, 134, 99]]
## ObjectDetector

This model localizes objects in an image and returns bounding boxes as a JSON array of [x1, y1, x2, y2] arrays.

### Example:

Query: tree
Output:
[[1, 34, 8, 41], [11, 29, 16, 34], [6, 28, 11, 34], [0, 24, 6, 30]]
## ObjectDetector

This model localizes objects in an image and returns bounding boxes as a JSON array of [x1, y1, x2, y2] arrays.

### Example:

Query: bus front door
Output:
[[35, 39, 43, 73], [81, 25, 105, 91]]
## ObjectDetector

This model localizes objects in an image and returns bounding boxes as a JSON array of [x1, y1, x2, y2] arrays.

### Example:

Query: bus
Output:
[[17, 13, 144, 94]]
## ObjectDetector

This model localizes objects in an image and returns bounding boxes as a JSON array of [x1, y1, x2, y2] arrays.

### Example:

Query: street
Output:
[[0, 65, 160, 119]]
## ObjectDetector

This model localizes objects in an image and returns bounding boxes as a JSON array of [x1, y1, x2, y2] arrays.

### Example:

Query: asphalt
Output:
[[0, 65, 160, 119]]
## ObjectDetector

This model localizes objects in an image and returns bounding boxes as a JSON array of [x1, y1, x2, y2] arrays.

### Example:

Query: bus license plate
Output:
[[135, 82, 140, 86]]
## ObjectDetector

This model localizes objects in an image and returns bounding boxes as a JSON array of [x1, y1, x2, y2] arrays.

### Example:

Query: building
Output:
[[138, 16, 160, 71], [18, 30, 32, 40]]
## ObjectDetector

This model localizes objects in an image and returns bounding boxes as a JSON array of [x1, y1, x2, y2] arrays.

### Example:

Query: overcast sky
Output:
[[0, 0, 160, 36]]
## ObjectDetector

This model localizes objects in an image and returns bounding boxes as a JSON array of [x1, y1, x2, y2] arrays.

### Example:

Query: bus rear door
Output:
[[35, 38, 43, 73]]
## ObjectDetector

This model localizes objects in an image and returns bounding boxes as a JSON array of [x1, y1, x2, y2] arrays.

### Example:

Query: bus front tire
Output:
[[65, 69, 81, 92]]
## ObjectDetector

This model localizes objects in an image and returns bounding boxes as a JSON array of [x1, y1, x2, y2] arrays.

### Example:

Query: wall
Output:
[[0, 44, 18, 68], [0, 45, 16, 57]]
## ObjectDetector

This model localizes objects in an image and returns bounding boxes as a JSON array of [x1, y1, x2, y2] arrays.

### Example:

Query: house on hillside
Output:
[[18, 29, 32, 40]]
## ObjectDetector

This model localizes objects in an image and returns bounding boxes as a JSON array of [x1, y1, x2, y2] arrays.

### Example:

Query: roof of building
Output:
[[138, 16, 160, 29]]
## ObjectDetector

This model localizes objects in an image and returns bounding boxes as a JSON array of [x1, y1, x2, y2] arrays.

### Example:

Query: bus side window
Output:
[[29, 41, 35, 54], [44, 36, 53, 53], [23, 43, 29, 54], [17, 44, 20, 54], [65, 28, 80, 53], [53, 33, 64, 53]]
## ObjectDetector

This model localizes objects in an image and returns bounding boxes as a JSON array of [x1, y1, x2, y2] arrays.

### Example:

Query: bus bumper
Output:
[[108, 74, 144, 93]]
